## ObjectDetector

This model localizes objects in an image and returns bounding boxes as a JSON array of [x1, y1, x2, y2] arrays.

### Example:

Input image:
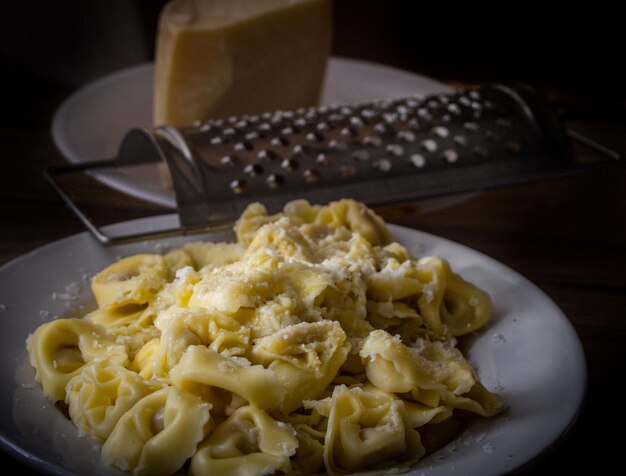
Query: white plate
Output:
[[51, 57, 468, 213], [0, 217, 585, 475]]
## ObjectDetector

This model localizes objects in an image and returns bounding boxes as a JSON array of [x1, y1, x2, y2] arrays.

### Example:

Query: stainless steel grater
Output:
[[45, 83, 622, 244]]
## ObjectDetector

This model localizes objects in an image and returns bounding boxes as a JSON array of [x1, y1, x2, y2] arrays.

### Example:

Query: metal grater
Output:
[[45, 83, 621, 244]]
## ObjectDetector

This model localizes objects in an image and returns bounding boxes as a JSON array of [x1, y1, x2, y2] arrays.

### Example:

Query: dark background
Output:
[[1, 1, 624, 475], [2, 1, 625, 126]]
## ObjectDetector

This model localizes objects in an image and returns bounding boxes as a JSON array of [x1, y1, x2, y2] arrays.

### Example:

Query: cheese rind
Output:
[[154, 0, 333, 127]]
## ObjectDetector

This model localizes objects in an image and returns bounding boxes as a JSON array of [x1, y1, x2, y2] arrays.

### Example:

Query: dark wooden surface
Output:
[[1, 1, 625, 474]]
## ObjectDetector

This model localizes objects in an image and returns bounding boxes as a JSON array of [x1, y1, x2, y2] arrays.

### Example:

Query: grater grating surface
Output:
[[158, 83, 571, 228], [44, 83, 620, 244]]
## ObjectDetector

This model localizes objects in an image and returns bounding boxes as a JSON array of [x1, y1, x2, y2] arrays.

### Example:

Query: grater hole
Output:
[[316, 153, 332, 166], [266, 174, 284, 188], [396, 105, 412, 116], [341, 126, 359, 138], [448, 104, 461, 115], [317, 105, 330, 114], [294, 118, 307, 128], [397, 131, 416, 143], [257, 149, 281, 161], [442, 149, 459, 164], [199, 123, 212, 132], [258, 122, 272, 132], [329, 139, 348, 151], [417, 108, 432, 120], [352, 149, 370, 162], [410, 154, 426, 168], [270, 136, 290, 147], [383, 112, 399, 124], [233, 141, 254, 152], [230, 179, 247, 194], [281, 126, 299, 135], [340, 106, 354, 115], [432, 126, 449, 138], [453, 135, 467, 147], [373, 123, 388, 135], [362, 136, 382, 147], [303, 168, 321, 183], [245, 131, 262, 141], [281, 158, 299, 171], [350, 116, 366, 128], [306, 131, 325, 142], [211, 136, 225, 145], [408, 118, 420, 130], [292, 144, 311, 157], [220, 155, 238, 167], [244, 164, 263, 177], [328, 112, 344, 123], [421, 139, 438, 153], [440, 114, 452, 124], [464, 121, 479, 132], [386, 144, 404, 158], [316, 121, 330, 132], [223, 127, 236, 136], [406, 98, 421, 108], [373, 158, 392, 172], [234, 120, 248, 129]]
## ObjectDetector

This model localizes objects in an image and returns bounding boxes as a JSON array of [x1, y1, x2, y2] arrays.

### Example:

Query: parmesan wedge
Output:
[[153, 0, 333, 127]]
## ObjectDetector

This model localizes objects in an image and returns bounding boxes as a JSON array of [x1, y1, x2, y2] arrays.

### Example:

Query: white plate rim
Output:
[[0, 216, 586, 475]]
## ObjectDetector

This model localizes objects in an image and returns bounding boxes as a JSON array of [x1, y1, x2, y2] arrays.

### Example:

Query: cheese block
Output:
[[153, 0, 333, 127]]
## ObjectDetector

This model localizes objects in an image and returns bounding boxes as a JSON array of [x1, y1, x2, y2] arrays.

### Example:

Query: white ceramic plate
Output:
[[51, 57, 469, 213], [0, 217, 585, 475]]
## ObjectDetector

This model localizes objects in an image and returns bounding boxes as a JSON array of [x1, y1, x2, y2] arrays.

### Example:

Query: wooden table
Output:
[[1, 2, 625, 474]]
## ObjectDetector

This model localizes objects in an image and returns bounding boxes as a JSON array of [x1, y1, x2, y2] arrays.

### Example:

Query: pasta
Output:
[[26, 198, 504, 475]]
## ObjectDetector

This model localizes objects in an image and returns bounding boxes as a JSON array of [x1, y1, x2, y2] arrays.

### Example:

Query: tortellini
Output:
[[91, 254, 170, 318], [190, 406, 298, 476], [102, 386, 210, 475], [26, 318, 127, 401], [66, 361, 164, 441], [26, 199, 504, 475], [322, 385, 425, 473]]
